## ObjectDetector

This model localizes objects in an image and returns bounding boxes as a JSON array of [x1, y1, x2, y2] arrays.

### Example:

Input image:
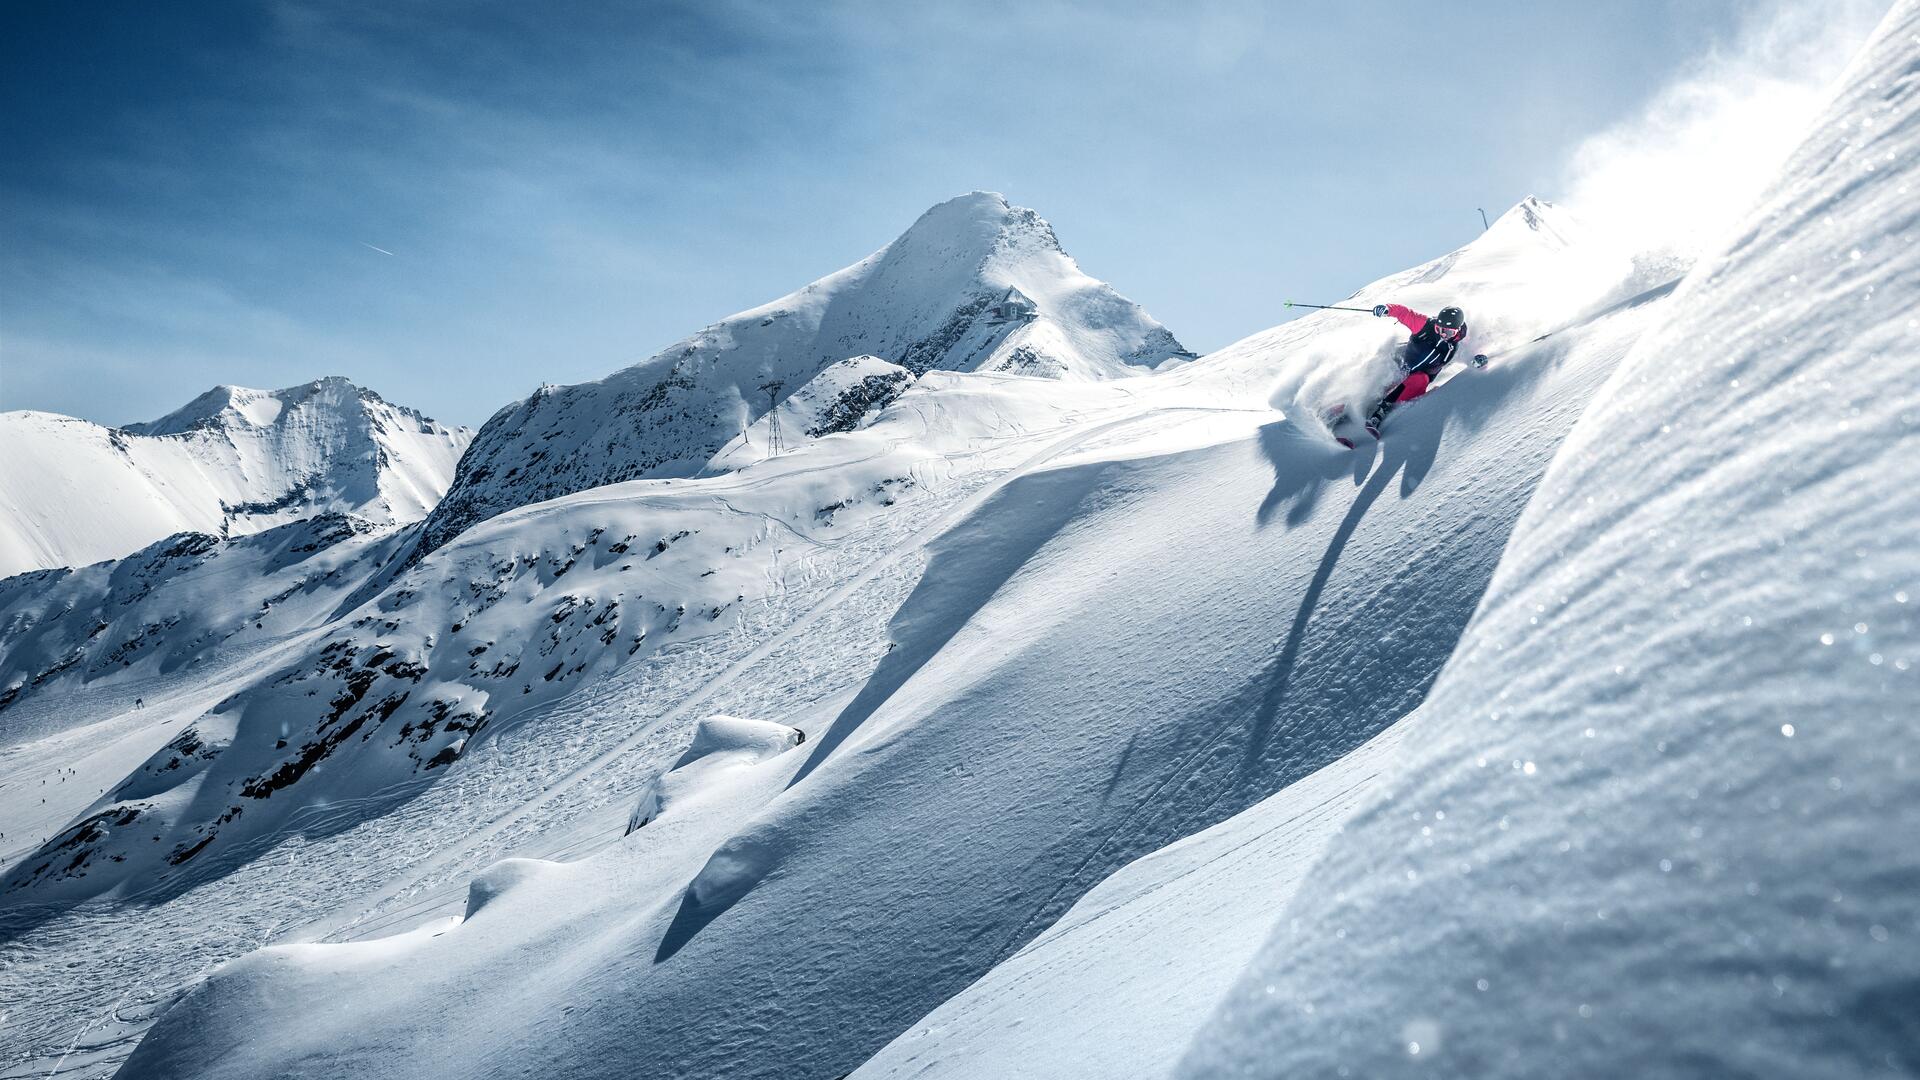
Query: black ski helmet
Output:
[[1436, 306, 1465, 330]]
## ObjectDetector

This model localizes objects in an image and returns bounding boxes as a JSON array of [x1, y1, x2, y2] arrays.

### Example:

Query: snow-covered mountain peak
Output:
[[127, 376, 433, 437], [1491, 194, 1571, 237], [892, 190, 1061, 258], [875, 191, 1069, 280], [1461, 195, 1583, 262], [412, 193, 1189, 558], [0, 379, 472, 577], [130, 383, 288, 434]]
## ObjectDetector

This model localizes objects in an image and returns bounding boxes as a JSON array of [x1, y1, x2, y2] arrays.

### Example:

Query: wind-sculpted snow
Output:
[[112, 185, 1674, 1079], [1179, 6, 1920, 1077], [854, 725, 1404, 1080], [0, 376, 471, 576], [413, 192, 1191, 559], [626, 715, 805, 834]]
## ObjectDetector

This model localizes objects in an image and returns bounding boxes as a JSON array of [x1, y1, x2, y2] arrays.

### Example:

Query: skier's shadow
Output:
[[1255, 407, 1443, 529], [1240, 409, 1446, 773], [656, 461, 1117, 963], [1254, 422, 1363, 527]]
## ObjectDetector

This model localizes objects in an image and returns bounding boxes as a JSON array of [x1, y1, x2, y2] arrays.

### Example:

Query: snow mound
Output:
[[463, 858, 564, 920], [1180, 6, 1920, 1077], [413, 192, 1190, 557], [629, 716, 805, 833], [681, 714, 806, 763], [0, 376, 471, 576]]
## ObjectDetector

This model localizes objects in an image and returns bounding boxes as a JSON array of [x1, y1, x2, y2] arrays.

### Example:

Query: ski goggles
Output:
[[1434, 324, 1462, 340]]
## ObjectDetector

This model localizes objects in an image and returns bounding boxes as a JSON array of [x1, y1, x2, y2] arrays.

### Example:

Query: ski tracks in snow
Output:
[[0, 399, 1262, 1080], [324, 402, 1260, 945]]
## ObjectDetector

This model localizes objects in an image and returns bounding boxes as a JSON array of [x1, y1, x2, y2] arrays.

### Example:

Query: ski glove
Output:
[[1372, 304, 1389, 317], [1470, 353, 1489, 368]]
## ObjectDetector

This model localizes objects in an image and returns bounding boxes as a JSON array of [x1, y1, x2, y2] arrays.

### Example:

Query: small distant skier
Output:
[[1357, 302, 1486, 438]]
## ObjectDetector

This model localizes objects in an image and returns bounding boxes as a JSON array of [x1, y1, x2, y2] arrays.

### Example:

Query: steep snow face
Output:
[[0, 518, 412, 899], [414, 192, 1190, 557], [852, 726, 1404, 1080], [0, 516, 406, 721], [1181, 7, 1920, 1077], [0, 377, 471, 576], [110, 192, 1677, 1080]]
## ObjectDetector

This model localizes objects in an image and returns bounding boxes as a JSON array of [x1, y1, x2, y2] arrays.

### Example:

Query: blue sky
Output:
[[0, 1, 1862, 427]]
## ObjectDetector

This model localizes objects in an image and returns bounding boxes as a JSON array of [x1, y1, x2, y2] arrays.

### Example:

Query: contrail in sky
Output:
[[360, 242, 397, 256]]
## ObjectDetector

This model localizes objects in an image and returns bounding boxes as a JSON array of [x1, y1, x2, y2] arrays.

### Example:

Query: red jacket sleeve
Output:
[[1386, 304, 1429, 334]]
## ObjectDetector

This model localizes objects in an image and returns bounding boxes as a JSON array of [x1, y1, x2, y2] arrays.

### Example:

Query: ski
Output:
[[1331, 352, 1492, 449]]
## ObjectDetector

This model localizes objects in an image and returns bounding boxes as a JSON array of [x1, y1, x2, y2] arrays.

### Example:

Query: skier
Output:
[[1360, 302, 1485, 437]]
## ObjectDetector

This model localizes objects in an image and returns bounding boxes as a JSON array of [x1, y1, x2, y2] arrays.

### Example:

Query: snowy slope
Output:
[[830, 204, 1665, 1080], [413, 192, 1191, 558], [0, 366, 1145, 909], [852, 726, 1404, 1080], [2, 365, 1175, 1077], [107, 187, 1681, 1079], [854, 23, 1920, 1072], [706, 355, 916, 471], [0, 377, 471, 577], [1178, 6, 1920, 1076], [0, 515, 409, 723], [0, 193, 1180, 1076], [0, 517, 415, 906]]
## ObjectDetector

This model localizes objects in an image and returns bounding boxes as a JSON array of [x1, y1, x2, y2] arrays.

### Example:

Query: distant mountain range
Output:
[[0, 376, 471, 577]]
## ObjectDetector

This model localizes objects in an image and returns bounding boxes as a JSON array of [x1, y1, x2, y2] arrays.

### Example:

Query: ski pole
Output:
[[1283, 301, 1377, 314]]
